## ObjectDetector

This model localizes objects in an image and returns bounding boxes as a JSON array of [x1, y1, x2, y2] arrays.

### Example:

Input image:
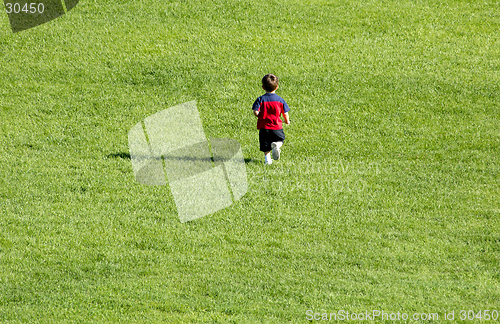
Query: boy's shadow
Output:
[[107, 152, 255, 164], [107, 152, 131, 159]]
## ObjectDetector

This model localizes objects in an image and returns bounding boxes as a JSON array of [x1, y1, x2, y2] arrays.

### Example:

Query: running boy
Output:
[[252, 74, 290, 165]]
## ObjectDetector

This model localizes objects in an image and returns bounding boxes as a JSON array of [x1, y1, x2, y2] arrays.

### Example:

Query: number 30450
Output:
[[5, 3, 45, 14]]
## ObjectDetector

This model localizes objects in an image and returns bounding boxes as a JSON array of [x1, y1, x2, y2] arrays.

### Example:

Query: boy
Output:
[[252, 74, 290, 165]]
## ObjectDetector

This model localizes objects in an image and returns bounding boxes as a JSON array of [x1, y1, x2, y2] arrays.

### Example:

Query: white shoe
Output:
[[271, 142, 281, 160], [264, 159, 273, 165]]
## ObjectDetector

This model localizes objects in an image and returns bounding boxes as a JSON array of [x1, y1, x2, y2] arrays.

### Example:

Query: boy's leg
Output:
[[271, 141, 283, 160], [270, 129, 285, 160], [264, 151, 272, 165], [259, 129, 274, 164]]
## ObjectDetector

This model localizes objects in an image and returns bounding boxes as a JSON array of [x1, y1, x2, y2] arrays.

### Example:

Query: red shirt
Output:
[[252, 93, 290, 130]]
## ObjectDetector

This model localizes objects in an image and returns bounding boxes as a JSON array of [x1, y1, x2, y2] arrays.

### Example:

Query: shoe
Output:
[[271, 142, 280, 160], [264, 159, 273, 165]]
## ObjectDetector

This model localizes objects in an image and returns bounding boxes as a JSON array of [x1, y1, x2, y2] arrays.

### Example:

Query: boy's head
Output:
[[262, 74, 279, 92]]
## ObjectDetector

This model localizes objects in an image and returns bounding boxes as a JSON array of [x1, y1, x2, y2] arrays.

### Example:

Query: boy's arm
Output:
[[252, 98, 261, 117], [283, 112, 290, 125]]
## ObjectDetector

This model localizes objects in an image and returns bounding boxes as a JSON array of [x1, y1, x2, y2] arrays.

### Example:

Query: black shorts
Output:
[[259, 128, 285, 152]]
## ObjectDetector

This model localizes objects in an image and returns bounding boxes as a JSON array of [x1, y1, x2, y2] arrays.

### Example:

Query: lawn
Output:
[[0, 0, 499, 322]]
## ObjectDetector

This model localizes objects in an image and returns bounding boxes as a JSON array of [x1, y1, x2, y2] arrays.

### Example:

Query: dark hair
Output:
[[262, 74, 279, 92]]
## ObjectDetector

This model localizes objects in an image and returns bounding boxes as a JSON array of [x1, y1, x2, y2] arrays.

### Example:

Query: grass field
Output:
[[1, 0, 499, 322]]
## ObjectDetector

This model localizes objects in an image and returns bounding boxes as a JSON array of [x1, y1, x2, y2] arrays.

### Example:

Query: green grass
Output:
[[1, 0, 499, 322]]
